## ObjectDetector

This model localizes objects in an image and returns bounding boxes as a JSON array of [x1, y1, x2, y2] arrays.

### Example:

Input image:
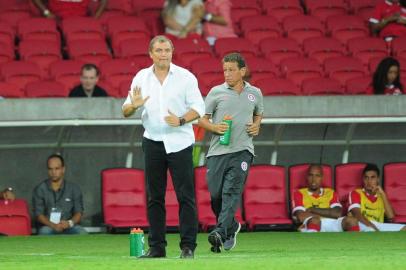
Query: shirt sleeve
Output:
[[254, 89, 264, 115], [185, 74, 205, 117], [348, 190, 361, 212], [330, 191, 342, 208], [369, 4, 383, 23], [204, 87, 218, 115], [72, 184, 84, 214], [32, 186, 45, 217], [292, 191, 306, 214]]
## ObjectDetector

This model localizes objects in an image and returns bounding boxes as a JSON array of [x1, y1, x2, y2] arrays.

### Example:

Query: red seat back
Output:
[[101, 168, 149, 228], [0, 199, 31, 236], [243, 165, 292, 230], [384, 163, 406, 223], [334, 163, 366, 206]]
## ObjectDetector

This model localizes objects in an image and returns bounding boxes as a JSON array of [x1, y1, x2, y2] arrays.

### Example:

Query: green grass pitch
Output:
[[1, 232, 406, 270]]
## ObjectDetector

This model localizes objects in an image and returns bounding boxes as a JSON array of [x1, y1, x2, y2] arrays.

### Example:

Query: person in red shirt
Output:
[[33, 0, 107, 20], [367, 57, 404, 95], [369, 0, 406, 40]]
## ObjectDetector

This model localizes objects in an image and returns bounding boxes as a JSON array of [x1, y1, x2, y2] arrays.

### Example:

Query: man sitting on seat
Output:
[[348, 163, 406, 232], [69, 64, 108, 98], [292, 164, 359, 232], [1, 187, 15, 201]]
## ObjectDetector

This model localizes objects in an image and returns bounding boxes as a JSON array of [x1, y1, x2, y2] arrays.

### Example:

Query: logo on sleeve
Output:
[[241, 161, 248, 171], [247, 93, 255, 102]]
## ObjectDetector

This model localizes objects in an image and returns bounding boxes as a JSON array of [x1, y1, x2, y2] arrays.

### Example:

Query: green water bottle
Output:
[[219, 115, 232, 145], [130, 228, 145, 257]]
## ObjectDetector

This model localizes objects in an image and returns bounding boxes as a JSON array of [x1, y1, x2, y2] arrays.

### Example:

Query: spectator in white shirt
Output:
[[122, 35, 205, 259]]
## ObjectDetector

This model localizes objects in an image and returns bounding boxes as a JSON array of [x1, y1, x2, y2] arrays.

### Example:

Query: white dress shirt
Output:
[[123, 63, 205, 153]]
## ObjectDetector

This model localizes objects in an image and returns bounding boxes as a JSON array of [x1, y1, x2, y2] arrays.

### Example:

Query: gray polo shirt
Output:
[[205, 82, 264, 157], [32, 179, 84, 221]]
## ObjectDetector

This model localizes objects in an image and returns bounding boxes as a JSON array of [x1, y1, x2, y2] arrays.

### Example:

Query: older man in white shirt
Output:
[[122, 35, 205, 259]]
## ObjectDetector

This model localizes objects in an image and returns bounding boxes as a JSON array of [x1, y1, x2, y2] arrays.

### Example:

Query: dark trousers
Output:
[[206, 150, 253, 240], [142, 137, 198, 251]]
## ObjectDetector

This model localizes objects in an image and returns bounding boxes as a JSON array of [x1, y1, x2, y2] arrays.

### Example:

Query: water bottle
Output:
[[219, 115, 232, 145], [130, 228, 145, 257]]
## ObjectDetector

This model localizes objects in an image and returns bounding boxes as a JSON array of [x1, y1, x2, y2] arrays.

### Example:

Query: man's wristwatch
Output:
[[43, 9, 50, 17], [68, 220, 74, 228], [204, 13, 213, 22], [179, 117, 186, 126]]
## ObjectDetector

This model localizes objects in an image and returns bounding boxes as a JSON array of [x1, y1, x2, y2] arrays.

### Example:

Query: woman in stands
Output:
[[369, 57, 404, 95], [162, 0, 205, 39]]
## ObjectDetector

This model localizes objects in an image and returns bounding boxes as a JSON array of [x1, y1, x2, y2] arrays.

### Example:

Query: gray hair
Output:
[[149, 35, 174, 52]]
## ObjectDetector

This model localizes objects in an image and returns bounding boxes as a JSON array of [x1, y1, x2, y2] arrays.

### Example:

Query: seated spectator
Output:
[[32, 0, 107, 20], [32, 154, 87, 235], [369, 0, 406, 41], [162, 0, 205, 39], [69, 64, 108, 97], [367, 57, 403, 95], [1, 187, 15, 202], [202, 0, 236, 45], [348, 163, 406, 232], [292, 164, 359, 232]]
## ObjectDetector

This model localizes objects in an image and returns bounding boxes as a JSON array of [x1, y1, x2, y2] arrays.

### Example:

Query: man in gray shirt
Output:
[[198, 52, 264, 253], [32, 154, 87, 235]]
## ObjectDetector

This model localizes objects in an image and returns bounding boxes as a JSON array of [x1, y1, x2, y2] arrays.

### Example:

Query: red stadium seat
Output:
[[240, 15, 282, 45], [301, 77, 344, 95], [132, 0, 165, 35], [49, 60, 84, 91], [347, 37, 388, 66], [245, 57, 279, 82], [24, 80, 68, 98], [197, 74, 224, 96], [282, 15, 325, 45], [0, 21, 15, 48], [101, 168, 149, 229], [288, 164, 333, 199], [105, 0, 133, 14], [194, 167, 244, 231], [0, 82, 24, 98], [324, 56, 366, 86], [243, 165, 292, 230], [61, 17, 105, 43], [19, 40, 62, 75], [334, 163, 366, 207], [1, 61, 42, 90], [348, 0, 377, 21], [280, 57, 323, 87], [262, 0, 304, 22], [305, 0, 348, 23], [214, 37, 257, 58], [0, 10, 31, 30], [345, 76, 371, 95], [253, 77, 301, 96], [260, 37, 303, 66], [67, 39, 112, 66], [17, 17, 60, 45], [0, 0, 31, 12], [173, 37, 213, 68], [230, 0, 261, 34], [0, 199, 31, 236], [303, 37, 346, 64], [118, 38, 151, 68], [384, 163, 406, 223], [107, 16, 150, 55], [119, 80, 132, 97], [0, 42, 14, 65], [326, 15, 369, 45], [100, 59, 140, 91], [391, 37, 406, 59], [191, 58, 223, 85]]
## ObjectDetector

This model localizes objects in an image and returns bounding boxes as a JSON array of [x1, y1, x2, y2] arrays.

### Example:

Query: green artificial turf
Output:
[[1, 232, 406, 270]]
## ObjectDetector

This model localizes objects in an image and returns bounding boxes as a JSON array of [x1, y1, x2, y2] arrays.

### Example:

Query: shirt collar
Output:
[[148, 63, 175, 76], [225, 80, 250, 90], [47, 179, 65, 191], [362, 188, 378, 198], [308, 187, 324, 197]]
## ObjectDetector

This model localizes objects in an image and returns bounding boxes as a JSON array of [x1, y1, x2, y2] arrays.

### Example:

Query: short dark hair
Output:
[[362, 163, 380, 177], [400, 0, 406, 7], [47, 154, 65, 167], [308, 164, 323, 175], [81, 63, 100, 76], [222, 53, 246, 69]]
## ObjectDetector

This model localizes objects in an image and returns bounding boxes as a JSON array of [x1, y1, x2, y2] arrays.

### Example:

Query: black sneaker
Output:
[[223, 222, 241, 251], [138, 248, 166, 258], [208, 231, 223, 253], [180, 247, 194, 259]]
